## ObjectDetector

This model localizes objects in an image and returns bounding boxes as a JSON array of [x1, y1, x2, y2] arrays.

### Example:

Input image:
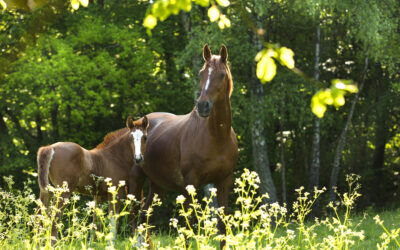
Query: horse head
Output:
[[126, 115, 149, 165], [196, 44, 233, 118]]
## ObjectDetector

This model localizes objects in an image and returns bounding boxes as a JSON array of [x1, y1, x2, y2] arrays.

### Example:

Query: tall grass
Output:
[[0, 170, 399, 249]]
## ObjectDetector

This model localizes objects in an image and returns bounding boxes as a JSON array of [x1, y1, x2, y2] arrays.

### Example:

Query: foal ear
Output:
[[126, 116, 135, 130], [220, 45, 228, 63], [203, 44, 211, 62], [142, 115, 149, 130]]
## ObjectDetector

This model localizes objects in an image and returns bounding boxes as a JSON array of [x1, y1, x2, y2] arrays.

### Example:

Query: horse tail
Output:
[[37, 146, 55, 193]]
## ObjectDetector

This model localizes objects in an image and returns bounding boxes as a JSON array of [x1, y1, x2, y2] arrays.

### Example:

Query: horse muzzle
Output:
[[134, 154, 144, 165], [196, 100, 213, 117]]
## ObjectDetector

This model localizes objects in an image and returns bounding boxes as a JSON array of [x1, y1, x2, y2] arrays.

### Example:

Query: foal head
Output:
[[126, 116, 149, 165], [196, 44, 233, 118]]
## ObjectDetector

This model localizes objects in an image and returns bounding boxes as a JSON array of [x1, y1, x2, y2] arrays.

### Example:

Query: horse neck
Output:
[[207, 95, 232, 140]]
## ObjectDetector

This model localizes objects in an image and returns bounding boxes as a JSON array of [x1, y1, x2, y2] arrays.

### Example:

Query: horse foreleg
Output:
[[135, 182, 162, 249], [216, 174, 234, 250]]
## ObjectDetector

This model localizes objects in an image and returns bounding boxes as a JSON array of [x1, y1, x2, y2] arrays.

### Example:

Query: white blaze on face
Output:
[[131, 129, 144, 160], [204, 67, 213, 91]]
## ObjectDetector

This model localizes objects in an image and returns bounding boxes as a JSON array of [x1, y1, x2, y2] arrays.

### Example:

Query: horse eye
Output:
[[143, 136, 147, 142], [220, 72, 226, 79]]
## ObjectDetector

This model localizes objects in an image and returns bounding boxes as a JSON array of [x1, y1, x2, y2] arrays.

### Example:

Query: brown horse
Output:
[[130, 45, 238, 247], [37, 116, 149, 241]]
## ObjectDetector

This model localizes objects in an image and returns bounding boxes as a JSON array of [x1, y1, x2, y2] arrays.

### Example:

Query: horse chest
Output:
[[180, 142, 236, 185]]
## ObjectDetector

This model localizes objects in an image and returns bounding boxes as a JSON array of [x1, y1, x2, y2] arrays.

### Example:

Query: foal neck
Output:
[[99, 131, 134, 165]]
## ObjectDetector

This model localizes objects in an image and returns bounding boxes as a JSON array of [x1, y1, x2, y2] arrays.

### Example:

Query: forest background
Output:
[[0, 0, 399, 224]]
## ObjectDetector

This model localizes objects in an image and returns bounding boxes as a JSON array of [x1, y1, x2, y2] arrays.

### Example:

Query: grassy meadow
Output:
[[0, 170, 399, 249]]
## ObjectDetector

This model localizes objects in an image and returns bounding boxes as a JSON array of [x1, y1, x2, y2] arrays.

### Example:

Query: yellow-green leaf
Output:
[[334, 94, 345, 107], [0, 0, 7, 10], [332, 79, 358, 93], [256, 55, 276, 83], [279, 47, 295, 69], [143, 14, 158, 29], [311, 93, 327, 118], [216, 0, 230, 7], [218, 15, 231, 29], [255, 50, 266, 62], [79, 0, 89, 7], [71, 0, 80, 10], [194, 0, 209, 7], [180, 0, 192, 12], [208, 5, 220, 22]]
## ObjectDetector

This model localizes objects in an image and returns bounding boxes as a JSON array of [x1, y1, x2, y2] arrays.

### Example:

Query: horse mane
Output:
[[225, 63, 233, 97], [95, 128, 128, 149]]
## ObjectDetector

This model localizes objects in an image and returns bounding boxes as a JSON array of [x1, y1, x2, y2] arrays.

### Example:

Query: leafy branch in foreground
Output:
[[142, 0, 359, 118]]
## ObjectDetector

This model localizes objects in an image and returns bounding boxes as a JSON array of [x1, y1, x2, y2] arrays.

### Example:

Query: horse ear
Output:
[[220, 45, 228, 63], [203, 44, 211, 62], [142, 115, 149, 130], [126, 116, 134, 130]]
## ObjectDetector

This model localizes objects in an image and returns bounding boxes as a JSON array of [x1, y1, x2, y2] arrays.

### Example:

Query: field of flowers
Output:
[[0, 170, 399, 249]]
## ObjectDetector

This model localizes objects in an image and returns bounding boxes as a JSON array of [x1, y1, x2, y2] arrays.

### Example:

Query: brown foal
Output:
[[37, 116, 149, 242]]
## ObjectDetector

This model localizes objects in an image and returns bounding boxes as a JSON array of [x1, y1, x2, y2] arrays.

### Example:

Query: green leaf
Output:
[[143, 15, 158, 29], [256, 53, 276, 83], [218, 15, 231, 29], [216, 0, 230, 7], [279, 47, 295, 69], [332, 79, 358, 93], [333, 92, 345, 107], [71, 0, 80, 10], [208, 5, 220, 22], [311, 91, 327, 118], [0, 0, 7, 10], [194, 0, 210, 7], [79, 0, 89, 7]]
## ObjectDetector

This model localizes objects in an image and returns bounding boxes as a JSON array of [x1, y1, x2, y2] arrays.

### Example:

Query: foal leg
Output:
[[89, 195, 103, 243], [51, 190, 72, 245], [108, 189, 123, 243], [128, 165, 146, 233], [216, 173, 234, 250]]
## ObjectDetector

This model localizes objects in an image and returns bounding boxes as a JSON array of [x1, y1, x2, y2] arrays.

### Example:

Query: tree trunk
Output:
[[329, 55, 369, 201], [308, 22, 321, 192], [250, 80, 277, 202], [370, 66, 389, 206], [279, 121, 287, 203], [250, 19, 277, 202], [308, 20, 321, 217]]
